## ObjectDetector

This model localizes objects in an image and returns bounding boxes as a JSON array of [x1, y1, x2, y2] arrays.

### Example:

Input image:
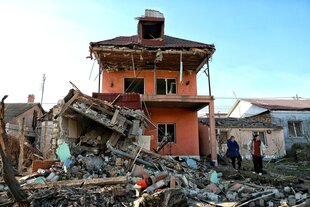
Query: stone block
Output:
[[287, 195, 296, 206], [229, 183, 242, 192], [206, 183, 221, 194]]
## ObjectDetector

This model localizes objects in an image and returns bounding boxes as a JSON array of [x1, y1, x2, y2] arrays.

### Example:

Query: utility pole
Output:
[[41, 74, 46, 105]]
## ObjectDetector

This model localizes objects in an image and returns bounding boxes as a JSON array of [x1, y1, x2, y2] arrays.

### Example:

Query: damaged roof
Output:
[[90, 35, 215, 50], [243, 99, 310, 111], [199, 117, 282, 129], [89, 10, 215, 72], [4, 103, 44, 123]]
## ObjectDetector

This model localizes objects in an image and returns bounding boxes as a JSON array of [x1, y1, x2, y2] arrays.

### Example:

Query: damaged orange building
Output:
[[89, 10, 216, 158]]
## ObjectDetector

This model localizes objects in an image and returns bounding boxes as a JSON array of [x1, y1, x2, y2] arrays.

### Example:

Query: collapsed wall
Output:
[[49, 88, 154, 158]]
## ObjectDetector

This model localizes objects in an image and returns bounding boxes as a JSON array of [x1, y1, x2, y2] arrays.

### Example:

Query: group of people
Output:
[[226, 134, 266, 175]]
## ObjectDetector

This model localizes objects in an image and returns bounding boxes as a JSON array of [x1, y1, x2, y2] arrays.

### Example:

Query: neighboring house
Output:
[[89, 10, 217, 157], [199, 117, 286, 158], [227, 99, 310, 153], [38, 108, 53, 157], [4, 94, 45, 145]]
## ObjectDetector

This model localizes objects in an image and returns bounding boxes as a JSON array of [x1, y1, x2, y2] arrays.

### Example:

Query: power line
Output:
[[214, 96, 310, 100], [40, 74, 46, 105]]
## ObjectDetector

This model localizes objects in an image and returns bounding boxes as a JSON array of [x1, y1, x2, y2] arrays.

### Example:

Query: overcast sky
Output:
[[0, 0, 309, 113]]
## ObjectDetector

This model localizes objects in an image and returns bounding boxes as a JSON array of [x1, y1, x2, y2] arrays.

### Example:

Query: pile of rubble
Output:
[[0, 90, 309, 207], [5, 141, 307, 207]]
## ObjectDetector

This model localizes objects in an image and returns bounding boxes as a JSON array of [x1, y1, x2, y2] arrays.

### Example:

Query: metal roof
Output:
[[4, 103, 43, 123], [90, 35, 214, 49], [243, 99, 310, 111]]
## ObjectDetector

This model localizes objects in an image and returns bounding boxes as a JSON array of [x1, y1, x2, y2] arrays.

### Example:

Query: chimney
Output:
[[28, 94, 35, 103], [137, 9, 165, 46]]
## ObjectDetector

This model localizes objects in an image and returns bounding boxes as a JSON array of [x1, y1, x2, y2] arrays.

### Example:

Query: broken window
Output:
[[124, 78, 144, 94], [219, 130, 228, 145], [32, 110, 38, 129], [158, 123, 176, 143], [156, 78, 176, 95], [142, 22, 163, 39], [253, 131, 267, 145], [219, 130, 228, 153], [288, 121, 303, 137]]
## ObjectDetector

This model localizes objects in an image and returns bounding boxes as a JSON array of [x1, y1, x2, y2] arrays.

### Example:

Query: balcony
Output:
[[141, 94, 213, 111]]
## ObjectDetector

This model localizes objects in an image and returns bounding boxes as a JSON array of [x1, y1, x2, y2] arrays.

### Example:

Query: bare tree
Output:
[[0, 95, 29, 206]]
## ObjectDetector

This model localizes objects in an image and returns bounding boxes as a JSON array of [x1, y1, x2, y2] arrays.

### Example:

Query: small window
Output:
[[142, 22, 162, 39], [124, 78, 144, 94], [158, 123, 176, 143], [288, 121, 303, 137], [32, 110, 38, 129], [253, 131, 267, 145], [219, 130, 228, 145], [156, 78, 176, 95]]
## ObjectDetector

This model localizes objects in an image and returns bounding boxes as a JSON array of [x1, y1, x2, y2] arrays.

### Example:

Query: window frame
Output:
[[123, 77, 145, 94], [157, 123, 176, 144], [156, 78, 177, 95], [253, 131, 268, 146], [288, 121, 303, 138]]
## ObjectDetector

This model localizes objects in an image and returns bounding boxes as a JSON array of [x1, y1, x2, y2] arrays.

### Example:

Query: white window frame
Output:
[[288, 121, 303, 138], [156, 78, 177, 95]]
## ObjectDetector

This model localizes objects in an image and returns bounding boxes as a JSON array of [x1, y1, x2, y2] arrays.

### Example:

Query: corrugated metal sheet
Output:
[[243, 99, 310, 110], [93, 93, 142, 109], [145, 9, 164, 18]]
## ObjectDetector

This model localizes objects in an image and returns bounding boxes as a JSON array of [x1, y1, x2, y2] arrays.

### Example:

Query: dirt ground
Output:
[[263, 158, 310, 180], [217, 157, 310, 191]]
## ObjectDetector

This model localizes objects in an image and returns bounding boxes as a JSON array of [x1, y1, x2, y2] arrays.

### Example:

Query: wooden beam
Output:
[[54, 92, 79, 119], [111, 109, 119, 125], [195, 56, 209, 73], [170, 176, 176, 188], [92, 47, 210, 55], [43, 119, 49, 159], [108, 131, 122, 146], [22, 176, 128, 190], [18, 118, 25, 174], [32, 160, 60, 172]]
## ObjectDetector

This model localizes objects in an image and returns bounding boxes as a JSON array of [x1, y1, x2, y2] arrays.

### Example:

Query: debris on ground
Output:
[[0, 91, 310, 207]]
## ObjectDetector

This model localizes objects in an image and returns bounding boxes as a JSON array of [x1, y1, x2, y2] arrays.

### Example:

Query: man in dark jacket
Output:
[[227, 136, 242, 170]]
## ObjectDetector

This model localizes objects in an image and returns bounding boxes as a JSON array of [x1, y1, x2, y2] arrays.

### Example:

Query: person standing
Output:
[[227, 136, 242, 170], [248, 134, 266, 175]]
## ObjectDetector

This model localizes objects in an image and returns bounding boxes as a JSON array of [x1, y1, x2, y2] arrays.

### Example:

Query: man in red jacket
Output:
[[248, 134, 266, 175]]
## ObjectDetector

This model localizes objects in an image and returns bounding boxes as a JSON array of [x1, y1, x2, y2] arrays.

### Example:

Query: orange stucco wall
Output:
[[144, 108, 199, 156], [102, 69, 200, 156], [102, 69, 197, 95]]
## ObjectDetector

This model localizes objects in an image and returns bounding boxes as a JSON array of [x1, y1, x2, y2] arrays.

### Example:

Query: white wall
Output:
[[229, 101, 267, 118], [219, 127, 286, 158]]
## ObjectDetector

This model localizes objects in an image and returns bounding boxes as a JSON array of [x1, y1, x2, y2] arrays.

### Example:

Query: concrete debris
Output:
[[1, 90, 310, 207], [10, 141, 308, 207]]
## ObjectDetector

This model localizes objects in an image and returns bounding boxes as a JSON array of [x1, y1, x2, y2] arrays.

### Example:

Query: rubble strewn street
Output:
[[1, 4, 310, 207], [0, 90, 309, 207]]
